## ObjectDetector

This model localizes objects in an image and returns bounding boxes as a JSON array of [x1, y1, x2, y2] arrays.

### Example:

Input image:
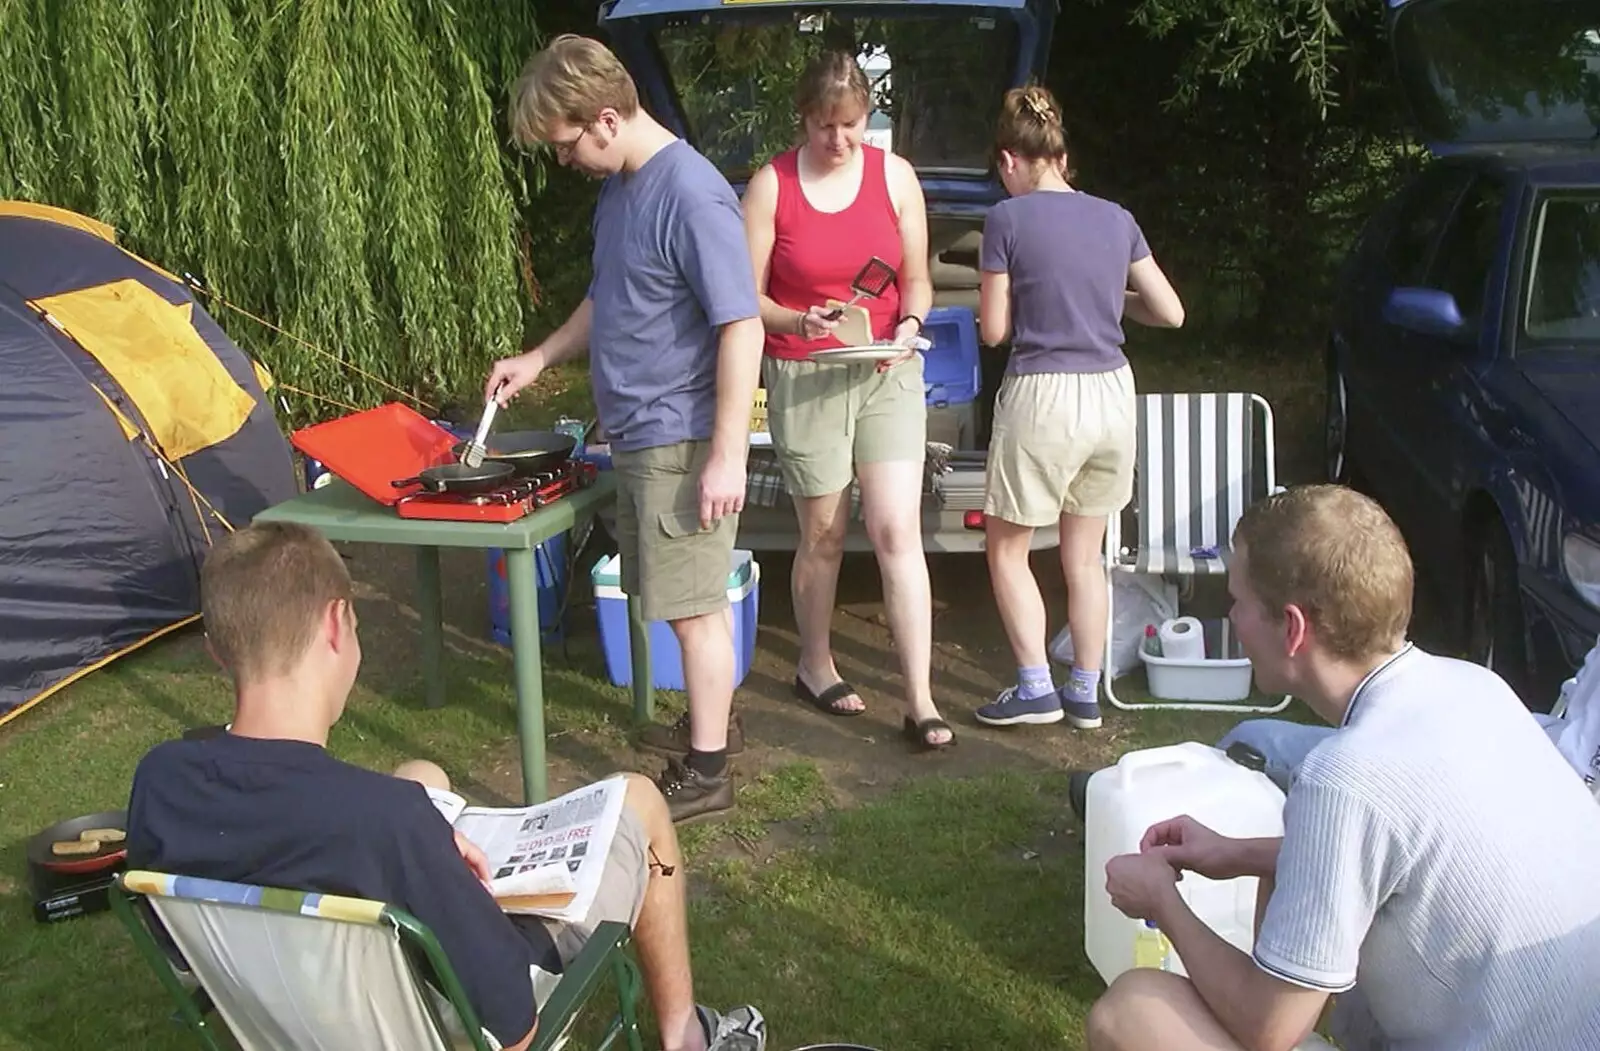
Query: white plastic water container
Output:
[[1083, 741, 1287, 984]]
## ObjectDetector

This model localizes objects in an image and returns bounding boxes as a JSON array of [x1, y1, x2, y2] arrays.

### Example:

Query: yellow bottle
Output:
[[1133, 920, 1172, 971]]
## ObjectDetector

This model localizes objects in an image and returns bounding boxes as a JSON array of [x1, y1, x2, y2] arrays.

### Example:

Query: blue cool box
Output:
[[921, 305, 980, 407], [593, 549, 760, 691]]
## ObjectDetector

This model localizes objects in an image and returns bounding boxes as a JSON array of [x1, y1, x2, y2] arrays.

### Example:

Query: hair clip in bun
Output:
[[1024, 95, 1054, 123]]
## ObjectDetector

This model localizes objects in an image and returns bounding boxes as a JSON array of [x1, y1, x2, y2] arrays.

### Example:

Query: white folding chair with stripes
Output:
[[1103, 391, 1293, 713]]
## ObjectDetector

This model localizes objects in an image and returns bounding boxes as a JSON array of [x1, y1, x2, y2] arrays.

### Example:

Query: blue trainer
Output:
[[975, 685, 1065, 726], [1057, 684, 1104, 730]]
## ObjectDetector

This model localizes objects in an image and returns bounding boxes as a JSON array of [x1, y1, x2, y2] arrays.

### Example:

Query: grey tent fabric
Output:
[[0, 209, 296, 715]]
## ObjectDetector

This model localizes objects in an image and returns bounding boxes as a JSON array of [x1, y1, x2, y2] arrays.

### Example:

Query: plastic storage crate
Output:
[[922, 306, 981, 406]]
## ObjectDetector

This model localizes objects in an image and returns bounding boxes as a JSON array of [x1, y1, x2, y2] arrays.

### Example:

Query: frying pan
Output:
[[390, 461, 514, 494], [28, 810, 129, 876], [449, 430, 576, 477]]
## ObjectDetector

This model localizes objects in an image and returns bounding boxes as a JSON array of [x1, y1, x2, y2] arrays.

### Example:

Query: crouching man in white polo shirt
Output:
[[1087, 485, 1600, 1051]]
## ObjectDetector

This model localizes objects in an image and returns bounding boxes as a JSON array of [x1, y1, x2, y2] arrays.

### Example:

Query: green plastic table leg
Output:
[[416, 546, 445, 709], [627, 594, 654, 724], [505, 546, 547, 803]]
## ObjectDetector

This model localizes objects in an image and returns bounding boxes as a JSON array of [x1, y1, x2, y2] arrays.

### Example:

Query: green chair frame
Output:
[[111, 870, 646, 1051]]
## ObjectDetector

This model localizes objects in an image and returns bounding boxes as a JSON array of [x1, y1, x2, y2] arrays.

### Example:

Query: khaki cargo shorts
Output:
[[985, 366, 1136, 526], [764, 354, 927, 498], [611, 440, 737, 623]]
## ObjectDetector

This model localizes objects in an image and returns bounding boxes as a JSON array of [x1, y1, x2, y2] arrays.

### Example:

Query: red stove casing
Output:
[[393, 461, 598, 522], [289, 403, 595, 522]]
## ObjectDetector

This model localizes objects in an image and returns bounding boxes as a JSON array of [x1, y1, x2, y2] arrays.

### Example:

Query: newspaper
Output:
[[426, 775, 628, 923]]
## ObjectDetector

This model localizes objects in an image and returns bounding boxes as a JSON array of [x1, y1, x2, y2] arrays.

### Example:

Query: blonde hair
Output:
[[995, 84, 1068, 166], [795, 50, 870, 123], [509, 34, 640, 146], [1233, 485, 1413, 661], [201, 522, 353, 682]]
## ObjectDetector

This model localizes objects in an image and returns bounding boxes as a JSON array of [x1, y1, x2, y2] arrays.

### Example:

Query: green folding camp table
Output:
[[255, 472, 654, 803]]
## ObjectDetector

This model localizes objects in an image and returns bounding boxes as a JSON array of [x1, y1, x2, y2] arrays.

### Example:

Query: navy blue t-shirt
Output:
[[126, 734, 556, 1048]]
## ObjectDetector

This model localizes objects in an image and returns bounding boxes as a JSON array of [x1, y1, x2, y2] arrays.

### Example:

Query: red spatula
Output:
[[824, 256, 898, 320]]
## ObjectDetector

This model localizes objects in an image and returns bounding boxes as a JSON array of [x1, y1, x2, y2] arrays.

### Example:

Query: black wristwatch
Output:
[[897, 314, 924, 334]]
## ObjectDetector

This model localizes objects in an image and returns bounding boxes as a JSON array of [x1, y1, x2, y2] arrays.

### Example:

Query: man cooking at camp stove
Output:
[[486, 34, 763, 823]]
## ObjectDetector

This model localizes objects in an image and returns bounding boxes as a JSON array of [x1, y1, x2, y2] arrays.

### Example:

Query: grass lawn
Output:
[[0, 632, 1288, 1051], [0, 332, 1327, 1050]]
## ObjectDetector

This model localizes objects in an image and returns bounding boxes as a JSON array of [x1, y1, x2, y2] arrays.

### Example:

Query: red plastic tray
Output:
[[290, 403, 458, 505]]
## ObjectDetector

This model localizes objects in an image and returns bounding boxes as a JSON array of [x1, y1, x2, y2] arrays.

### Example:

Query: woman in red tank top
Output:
[[743, 51, 951, 749]]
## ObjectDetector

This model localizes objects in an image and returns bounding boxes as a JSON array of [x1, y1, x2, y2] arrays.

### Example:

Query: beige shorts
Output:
[[434, 804, 650, 1043], [764, 354, 927, 498], [984, 366, 1136, 526], [611, 440, 738, 622], [540, 804, 649, 965]]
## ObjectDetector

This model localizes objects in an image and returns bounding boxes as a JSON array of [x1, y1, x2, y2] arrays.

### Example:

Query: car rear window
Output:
[[656, 11, 1020, 180]]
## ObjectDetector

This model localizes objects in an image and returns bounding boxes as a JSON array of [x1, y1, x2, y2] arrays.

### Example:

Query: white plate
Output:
[[808, 344, 907, 365]]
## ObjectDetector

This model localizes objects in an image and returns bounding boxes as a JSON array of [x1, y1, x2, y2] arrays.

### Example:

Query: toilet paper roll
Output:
[[1158, 616, 1206, 662]]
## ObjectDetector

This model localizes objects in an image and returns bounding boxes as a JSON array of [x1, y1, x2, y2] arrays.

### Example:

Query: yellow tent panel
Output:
[[0, 200, 186, 284], [34, 280, 257, 461], [0, 200, 117, 242], [251, 357, 275, 394]]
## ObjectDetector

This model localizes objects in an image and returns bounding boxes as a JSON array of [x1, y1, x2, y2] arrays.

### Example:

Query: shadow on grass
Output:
[[687, 769, 1099, 1050]]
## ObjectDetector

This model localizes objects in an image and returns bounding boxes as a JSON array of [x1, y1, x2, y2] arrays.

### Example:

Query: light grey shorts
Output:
[[540, 805, 649, 965]]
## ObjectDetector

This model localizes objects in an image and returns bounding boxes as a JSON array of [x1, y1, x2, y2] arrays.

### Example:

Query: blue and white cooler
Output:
[[592, 548, 760, 691]]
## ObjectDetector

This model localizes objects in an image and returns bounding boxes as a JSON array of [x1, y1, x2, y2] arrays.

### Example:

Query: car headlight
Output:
[[1562, 534, 1600, 610]]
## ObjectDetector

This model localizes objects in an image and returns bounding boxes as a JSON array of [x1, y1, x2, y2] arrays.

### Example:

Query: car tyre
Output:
[[1465, 517, 1533, 704]]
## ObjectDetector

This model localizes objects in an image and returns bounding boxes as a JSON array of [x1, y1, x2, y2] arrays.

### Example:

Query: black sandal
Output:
[[903, 715, 957, 752], [794, 676, 866, 717]]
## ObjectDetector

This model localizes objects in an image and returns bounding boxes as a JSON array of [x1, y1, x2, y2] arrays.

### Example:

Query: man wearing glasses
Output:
[[487, 35, 763, 822]]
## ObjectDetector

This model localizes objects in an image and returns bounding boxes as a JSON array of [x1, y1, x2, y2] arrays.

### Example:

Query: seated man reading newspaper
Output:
[[125, 522, 768, 1051]]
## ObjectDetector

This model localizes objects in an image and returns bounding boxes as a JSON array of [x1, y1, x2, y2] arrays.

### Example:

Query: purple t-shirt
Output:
[[588, 140, 759, 452], [979, 190, 1150, 375]]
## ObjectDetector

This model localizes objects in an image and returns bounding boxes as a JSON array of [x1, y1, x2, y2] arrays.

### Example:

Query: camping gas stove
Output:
[[395, 460, 598, 522]]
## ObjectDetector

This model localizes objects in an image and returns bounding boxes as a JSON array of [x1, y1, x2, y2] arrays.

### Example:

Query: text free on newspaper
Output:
[[427, 774, 628, 924]]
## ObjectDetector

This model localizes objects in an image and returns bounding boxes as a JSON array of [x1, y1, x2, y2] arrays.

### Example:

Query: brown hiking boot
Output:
[[655, 757, 735, 823], [635, 710, 745, 757]]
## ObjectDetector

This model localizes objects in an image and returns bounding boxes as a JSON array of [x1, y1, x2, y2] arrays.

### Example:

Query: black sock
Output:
[[686, 748, 727, 779]]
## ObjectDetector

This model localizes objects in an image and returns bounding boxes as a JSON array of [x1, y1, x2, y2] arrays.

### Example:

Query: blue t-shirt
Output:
[[979, 190, 1150, 375], [588, 140, 759, 452], [126, 735, 557, 1049]]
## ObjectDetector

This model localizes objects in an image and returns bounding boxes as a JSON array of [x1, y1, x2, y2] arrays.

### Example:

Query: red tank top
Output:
[[764, 144, 903, 360]]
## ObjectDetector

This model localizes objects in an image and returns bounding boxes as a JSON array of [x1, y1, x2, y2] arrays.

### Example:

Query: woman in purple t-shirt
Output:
[[974, 85, 1184, 732]]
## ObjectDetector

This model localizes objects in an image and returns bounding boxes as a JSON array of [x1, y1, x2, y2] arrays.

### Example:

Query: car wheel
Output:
[[1324, 361, 1349, 484], [1465, 518, 1532, 704]]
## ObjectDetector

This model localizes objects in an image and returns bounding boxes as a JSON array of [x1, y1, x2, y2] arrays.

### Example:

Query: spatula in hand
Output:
[[823, 256, 898, 321], [460, 386, 503, 468]]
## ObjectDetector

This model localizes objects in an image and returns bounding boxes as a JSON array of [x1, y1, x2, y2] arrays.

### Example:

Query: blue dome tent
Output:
[[0, 202, 296, 720]]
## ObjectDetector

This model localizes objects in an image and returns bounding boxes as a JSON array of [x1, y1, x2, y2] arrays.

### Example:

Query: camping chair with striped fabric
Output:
[[1103, 392, 1293, 713], [111, 869, 644, 1051]]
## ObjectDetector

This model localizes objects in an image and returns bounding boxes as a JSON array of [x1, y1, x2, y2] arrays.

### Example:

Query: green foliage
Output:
[[0, 0, 548, 420], [1130, 0, 1371, 116]]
